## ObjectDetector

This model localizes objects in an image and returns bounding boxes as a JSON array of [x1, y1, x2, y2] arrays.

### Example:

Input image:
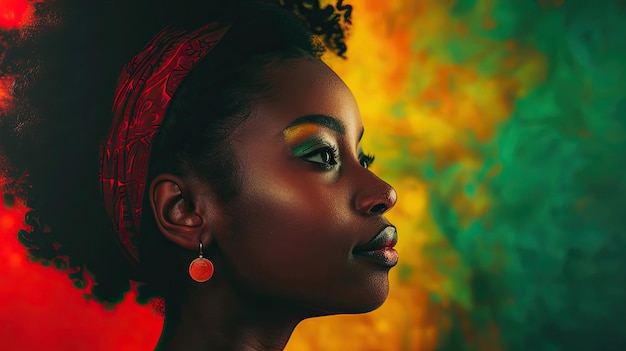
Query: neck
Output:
[[155, 283, 305, 351]]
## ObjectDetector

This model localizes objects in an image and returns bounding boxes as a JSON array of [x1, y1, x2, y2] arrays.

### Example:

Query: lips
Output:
[[352, 226, 398, 267]]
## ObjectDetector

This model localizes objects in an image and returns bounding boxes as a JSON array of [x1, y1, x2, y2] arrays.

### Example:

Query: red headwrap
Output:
[[99, 22, 229, 268]]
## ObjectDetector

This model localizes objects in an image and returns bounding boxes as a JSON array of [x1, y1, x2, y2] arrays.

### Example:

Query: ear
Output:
[[149, 174, 212, 251]]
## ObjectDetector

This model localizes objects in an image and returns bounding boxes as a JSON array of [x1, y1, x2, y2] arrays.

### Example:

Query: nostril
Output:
[[370, 203, 387, 214]]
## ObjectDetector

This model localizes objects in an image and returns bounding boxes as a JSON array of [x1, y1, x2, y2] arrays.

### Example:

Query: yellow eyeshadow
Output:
[[283, 124, 320, 145]]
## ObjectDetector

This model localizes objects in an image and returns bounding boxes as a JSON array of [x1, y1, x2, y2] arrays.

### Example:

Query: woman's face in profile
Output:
[[212, 58, 398, 314]]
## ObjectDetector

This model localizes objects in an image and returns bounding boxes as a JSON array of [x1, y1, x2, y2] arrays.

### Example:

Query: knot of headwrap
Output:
[[99, 22, 229, 268]]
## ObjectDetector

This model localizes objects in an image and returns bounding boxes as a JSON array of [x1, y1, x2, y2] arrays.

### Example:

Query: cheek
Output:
[[217, 169, 354, 292]]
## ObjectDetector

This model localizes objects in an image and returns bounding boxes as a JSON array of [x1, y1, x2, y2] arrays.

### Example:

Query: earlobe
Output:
[[150, 175, 208, 251]]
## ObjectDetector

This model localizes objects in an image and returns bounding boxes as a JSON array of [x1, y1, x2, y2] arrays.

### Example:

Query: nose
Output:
[[354, 173, 397, 216]]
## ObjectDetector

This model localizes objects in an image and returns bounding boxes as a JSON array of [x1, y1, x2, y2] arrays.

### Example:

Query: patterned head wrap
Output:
[[99, 22, 229, 267]]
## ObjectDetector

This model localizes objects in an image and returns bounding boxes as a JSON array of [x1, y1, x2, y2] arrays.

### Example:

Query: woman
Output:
[[0, 0, 398, 349]]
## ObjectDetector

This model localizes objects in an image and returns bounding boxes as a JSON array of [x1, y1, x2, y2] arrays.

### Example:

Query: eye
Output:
[[301, 146, 339, 170], [359, 153, 375, 169]]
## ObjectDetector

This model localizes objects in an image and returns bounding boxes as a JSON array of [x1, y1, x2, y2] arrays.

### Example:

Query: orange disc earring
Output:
[[189, 242, 214, 283]]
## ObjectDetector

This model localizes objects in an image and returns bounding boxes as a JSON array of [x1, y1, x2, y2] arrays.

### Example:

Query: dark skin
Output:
[[149, 57, 397, 350]]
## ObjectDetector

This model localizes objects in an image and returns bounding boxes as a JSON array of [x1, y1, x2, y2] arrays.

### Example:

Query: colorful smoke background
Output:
[[1, 0, 625, 350]]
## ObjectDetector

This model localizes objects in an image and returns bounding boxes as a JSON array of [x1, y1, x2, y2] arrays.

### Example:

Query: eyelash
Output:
[[301, 145, 340, 170], [301, 146, 376, 170], [359, 153, 375, 169]]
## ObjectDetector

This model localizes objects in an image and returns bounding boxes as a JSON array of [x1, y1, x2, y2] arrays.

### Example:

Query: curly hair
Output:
[[0, 0, 352, 306]]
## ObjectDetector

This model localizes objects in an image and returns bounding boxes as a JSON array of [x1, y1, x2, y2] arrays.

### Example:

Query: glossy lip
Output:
[[352, 226, 399, 267], [353, 225, 398, 253]]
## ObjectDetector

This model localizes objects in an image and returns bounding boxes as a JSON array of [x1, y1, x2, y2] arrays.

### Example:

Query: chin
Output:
[[310, 296, 389, 317], [344, 290, 390, 314], [306, 279, 391, 317]]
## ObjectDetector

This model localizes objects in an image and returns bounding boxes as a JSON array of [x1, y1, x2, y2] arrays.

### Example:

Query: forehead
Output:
[[242, 58, 362, 139]]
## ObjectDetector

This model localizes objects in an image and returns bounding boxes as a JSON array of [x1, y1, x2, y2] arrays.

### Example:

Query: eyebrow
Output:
[[285, 114, 345, 135]]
